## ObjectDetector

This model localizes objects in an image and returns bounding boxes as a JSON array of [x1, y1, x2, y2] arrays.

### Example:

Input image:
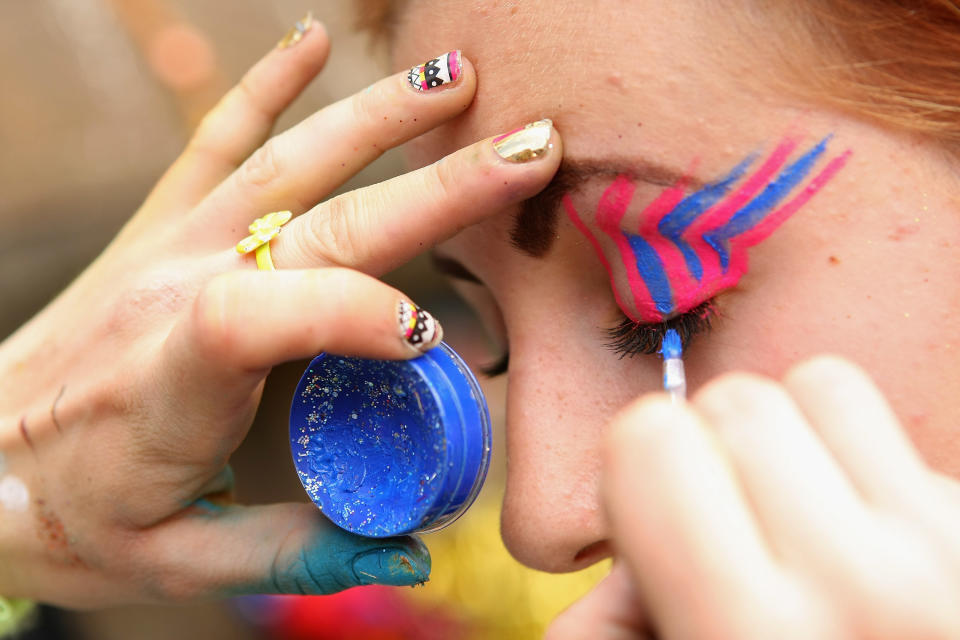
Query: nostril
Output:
[[574, 540, 612, 566]]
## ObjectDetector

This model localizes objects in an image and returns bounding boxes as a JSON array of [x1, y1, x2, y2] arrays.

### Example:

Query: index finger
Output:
[[603, 395, 784, 639], [194, 49, 478, 232]]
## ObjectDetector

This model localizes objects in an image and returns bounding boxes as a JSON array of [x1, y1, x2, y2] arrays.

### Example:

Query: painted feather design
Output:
[[564, 135, 852, 322]]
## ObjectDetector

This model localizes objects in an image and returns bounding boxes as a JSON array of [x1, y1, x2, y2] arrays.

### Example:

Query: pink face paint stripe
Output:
[[738, 149, 852, 247], [686, 136, 802, 286], [593, 177, 658, 320], [637, 181, 688, 235], [562, 195, 635, 315], [595, 175, 635, 231], [717, 149, 852, 287], [688, 136, 800, 237], [632, 174, 699, 308]]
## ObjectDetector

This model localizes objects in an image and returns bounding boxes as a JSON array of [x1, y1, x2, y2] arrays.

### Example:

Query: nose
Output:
[[499, 335, 653, 573]]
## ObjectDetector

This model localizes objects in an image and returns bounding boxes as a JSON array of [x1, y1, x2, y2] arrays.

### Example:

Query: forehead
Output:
[[391, 0, 798, 171]]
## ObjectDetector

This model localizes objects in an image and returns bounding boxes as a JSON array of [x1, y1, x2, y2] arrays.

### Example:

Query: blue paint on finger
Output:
[[264, 526, 431, 595]]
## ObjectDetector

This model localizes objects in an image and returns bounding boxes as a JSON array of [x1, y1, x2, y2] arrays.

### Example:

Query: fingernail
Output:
[[277, 11, 313, 49], [493, 119, 554, 162], [351, 548, 430, 586], [397, 300, 443, 353], [407, 50, 462, 92]]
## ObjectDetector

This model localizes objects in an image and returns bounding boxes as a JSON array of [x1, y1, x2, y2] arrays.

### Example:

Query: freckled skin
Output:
[[393, 0, 960, 573], [35, 499, 85, 568]]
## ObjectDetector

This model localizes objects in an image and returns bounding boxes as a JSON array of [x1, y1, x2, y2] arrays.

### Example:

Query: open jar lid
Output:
[[289, 343, 492, 537]]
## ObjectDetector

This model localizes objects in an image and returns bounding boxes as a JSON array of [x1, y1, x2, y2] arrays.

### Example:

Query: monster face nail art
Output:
[[408, 50, 462, 92], [398, 300, 443, 353]]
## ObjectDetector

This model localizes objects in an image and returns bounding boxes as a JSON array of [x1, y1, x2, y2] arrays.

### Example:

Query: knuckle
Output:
[[190, 274, 240, 360], [236, 73, 274, 124], [306, 194, 368, 264], [103, 269, 192, 338], [148, 569, 205, 603], [426, 157, 459, 209], [349, 82, 383, 126], [314, 266, 358, 298], [238, 137, 286, 192]]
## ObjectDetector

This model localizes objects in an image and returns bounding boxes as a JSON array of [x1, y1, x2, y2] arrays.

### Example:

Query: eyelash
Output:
[[605, 299, 717, 358], [480, 351, 509, 378], [480, 300, 716, 378]]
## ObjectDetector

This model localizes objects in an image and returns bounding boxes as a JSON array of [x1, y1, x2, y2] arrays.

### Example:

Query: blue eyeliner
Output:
[[660, 329, 686, 402]]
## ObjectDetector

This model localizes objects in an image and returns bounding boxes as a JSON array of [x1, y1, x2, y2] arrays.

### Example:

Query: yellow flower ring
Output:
[[235, 211, 293, 271]]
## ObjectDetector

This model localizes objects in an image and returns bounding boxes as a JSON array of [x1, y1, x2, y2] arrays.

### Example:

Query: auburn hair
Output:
[[355, 0, 960, 154]]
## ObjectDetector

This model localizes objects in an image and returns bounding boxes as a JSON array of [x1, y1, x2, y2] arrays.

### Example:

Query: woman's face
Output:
[[391, 0, 960, 572]]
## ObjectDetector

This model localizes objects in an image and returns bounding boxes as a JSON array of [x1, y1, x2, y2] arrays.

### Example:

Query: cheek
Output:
[[686, 210, 960, 475]]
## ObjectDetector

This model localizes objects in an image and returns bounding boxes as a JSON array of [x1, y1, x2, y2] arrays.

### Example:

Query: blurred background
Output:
[[1, 1, 608, 638]]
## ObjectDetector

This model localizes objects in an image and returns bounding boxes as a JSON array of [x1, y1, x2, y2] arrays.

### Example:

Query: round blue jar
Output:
[[289, 343, 492, 538]]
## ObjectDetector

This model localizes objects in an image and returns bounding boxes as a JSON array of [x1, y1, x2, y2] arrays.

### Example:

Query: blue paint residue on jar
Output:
[[290, 343, 491, 538]]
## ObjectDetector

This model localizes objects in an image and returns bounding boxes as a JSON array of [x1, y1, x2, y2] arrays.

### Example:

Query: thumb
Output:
[[545, 563, 651, 640], [139, 502, 430, 600]]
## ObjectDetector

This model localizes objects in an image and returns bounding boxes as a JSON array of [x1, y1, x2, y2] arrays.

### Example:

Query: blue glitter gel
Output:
[[290, 343, 492, 538]]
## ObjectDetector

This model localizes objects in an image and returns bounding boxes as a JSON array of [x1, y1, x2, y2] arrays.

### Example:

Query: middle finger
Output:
[[195, 50, 476, 232]]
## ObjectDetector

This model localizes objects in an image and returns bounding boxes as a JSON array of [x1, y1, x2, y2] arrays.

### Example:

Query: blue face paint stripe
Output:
[[657, 155, 757, 281], [659, 155, 758, 235], [705, 136, 830, 269], [623, 232, 674, 314]]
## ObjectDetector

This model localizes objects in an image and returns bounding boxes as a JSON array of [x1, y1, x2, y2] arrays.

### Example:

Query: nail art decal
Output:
[[278, 11, 313, 49], [408, 50, 462, 91], [398, 300, 443, 352], [493, 119, 553, 163], [564, 133, 852, 322]]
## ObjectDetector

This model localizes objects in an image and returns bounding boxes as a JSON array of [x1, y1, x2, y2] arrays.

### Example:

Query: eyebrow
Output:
[[510, 158, 704, 258]]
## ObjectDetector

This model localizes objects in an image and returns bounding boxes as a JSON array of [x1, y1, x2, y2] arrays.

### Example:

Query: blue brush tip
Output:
[[660, 329, 682, 359]]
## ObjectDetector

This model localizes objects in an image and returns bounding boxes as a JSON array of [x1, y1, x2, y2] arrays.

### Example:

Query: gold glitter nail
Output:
[[492, 119, 553, 163], [278, 11, 313, 49]]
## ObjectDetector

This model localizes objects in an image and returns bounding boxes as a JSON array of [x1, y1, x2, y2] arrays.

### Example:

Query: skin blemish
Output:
[[829, 255, 840, 264], [888, 222, 921, 241], [565, 133, 852, 322], [36, 500, 85, 567]]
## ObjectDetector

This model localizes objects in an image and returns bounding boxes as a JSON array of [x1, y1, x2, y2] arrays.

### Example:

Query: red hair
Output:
[[772, 0, 960, 152], [355, 0, 960, 153]]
